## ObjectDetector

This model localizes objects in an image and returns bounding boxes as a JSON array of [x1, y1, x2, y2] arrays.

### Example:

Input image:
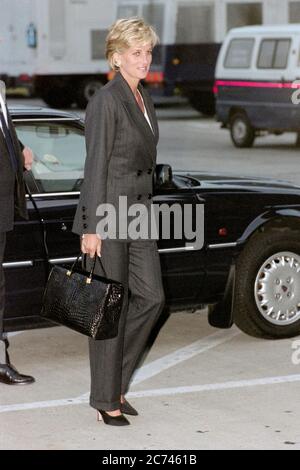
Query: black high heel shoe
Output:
[[97, 410, 130, 426], [120, 399, 138, 416]]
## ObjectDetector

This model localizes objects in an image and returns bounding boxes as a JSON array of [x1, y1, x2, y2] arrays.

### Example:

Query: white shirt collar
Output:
[[137, 90, 154, 134]]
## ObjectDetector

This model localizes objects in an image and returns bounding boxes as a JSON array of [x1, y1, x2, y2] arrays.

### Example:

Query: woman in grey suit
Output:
[[73, 18, 165, 426]]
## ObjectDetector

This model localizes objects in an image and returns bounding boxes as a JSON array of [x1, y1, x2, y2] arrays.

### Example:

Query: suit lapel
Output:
[[0, 128, 10, 163], [112, 73, 158, 162], [0, 128, 5, 147], [6, 109, 23, 171], [0, 111, 23, 177], [0, 98, 9, 159]]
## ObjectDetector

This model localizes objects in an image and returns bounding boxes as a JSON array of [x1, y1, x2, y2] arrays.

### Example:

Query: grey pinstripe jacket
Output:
[[0, 111, 27, 233], [72, 72, 159, 240]]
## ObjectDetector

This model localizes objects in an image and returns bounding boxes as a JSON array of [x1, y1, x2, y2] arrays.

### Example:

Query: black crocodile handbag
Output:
[[40, 255, 124, 340]]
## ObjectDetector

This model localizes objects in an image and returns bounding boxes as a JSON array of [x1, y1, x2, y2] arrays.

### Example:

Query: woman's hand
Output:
[[22, 146, 34, 171], [81, 234, 102, 258]]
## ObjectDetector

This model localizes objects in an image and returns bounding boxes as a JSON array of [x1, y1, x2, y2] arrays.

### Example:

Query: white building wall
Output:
[[264, 0, 289, 24]]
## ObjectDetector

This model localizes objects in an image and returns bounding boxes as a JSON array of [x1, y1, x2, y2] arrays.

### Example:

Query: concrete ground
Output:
[[1, 311, 300, 450]]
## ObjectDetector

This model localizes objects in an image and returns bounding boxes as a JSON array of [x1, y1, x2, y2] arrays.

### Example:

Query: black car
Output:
[[4, 106, 300, 340]]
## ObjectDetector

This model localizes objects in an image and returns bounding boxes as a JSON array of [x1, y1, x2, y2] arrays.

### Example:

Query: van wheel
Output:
[[234, 230, 300, 339], [230, 112, 255, 148], [295, 132, 300, 147]]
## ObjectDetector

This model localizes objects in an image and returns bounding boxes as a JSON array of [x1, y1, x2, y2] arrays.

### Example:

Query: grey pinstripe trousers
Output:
[[86, 240, 165, 411]]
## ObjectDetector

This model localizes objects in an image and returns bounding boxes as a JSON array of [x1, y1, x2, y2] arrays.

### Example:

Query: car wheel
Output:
[[230, 112, 255, 148], [234, 229, 300, 339], [76, 79, 104, 109]]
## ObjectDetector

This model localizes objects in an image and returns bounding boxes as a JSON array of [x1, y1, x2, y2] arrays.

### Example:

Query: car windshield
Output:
[[15, 121, 86, 193]]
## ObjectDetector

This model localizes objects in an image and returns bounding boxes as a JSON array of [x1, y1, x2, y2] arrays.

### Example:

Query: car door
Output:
[[7, 117, 86, 331], [154, 173, 206, 309], [4, 192, 47, 331]]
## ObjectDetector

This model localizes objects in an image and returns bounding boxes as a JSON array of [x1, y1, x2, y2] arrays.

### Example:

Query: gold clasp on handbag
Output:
[[66, 253, 101, 284], [66, 254, 82, 278]]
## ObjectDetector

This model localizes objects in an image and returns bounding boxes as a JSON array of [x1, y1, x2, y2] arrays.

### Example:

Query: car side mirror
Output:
[[155, 164, 173, 188]]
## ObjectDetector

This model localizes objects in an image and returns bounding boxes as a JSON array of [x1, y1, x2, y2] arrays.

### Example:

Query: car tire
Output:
[[41, 87, 75, 109], [234, 229, 300, 339], [230, 112, 255, 148], [76, 79, 104, 109]]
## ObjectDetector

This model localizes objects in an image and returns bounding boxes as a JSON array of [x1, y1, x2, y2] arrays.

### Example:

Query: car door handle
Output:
[[3, 261, 34, 269], [61, 223, 68, 232]]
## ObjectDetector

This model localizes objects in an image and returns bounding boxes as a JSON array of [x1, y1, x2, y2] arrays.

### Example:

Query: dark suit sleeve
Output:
[[18, 140, 27, 172], [5, 108, 28, 220], [6, 111, 25, 170], [73, 91, 117, 235], [18, 140, 24, 152]]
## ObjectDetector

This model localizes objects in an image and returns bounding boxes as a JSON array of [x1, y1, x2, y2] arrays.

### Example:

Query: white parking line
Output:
[[66, 329, 241, 402], [131, 329, 240, 385], [1, 374, 300, 414], [0, 329, 240, 413], [129, 374, 300, 398]]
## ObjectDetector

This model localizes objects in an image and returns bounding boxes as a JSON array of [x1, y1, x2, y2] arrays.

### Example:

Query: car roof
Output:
[[9, 105, 82, 121], [228, 24, 300, 35]]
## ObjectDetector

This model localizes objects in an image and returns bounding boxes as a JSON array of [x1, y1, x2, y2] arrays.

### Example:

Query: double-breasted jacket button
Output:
[[137, 195, 142, 201], [137, 170, 142, 176], [82, 206, 86, 212], [83, 223, 88, 229], [82, 215, 87, 220], [147, 168, 152, 174]]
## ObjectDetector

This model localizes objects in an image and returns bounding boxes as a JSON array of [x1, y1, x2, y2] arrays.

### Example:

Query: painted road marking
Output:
[[0, 329, 240, 413], [1, 374, 300, 413], [74, 329, 240, 402]]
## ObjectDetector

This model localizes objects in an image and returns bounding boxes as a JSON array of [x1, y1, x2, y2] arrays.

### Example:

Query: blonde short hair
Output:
[[106, 18, 159, 71]]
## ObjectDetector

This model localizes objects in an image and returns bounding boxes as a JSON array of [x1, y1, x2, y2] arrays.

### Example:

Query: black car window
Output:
[[15, 121, 86, 193]]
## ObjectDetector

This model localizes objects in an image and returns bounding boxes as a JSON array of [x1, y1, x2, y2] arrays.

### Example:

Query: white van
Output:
[[215, 25, 300, 148]]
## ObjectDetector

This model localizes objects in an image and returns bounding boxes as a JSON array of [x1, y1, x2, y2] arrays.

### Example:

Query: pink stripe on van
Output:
[[215, 80, 300, 89]]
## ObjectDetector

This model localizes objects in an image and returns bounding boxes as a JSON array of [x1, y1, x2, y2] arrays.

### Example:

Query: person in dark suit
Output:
[[73, 18, 165, 426], [0, 81, 35, 385]]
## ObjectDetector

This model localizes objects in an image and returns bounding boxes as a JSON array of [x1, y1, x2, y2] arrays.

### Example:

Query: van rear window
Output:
[[257, 39, 291, 69], [224, 38, 254, 68]]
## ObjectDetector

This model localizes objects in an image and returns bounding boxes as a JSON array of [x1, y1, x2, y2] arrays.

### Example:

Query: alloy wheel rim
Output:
[[233, 119, 247, 142], [254, 251, 300, 326]]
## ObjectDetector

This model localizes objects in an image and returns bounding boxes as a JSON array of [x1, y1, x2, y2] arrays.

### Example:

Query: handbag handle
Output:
[[67, 254, 107, 284]]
